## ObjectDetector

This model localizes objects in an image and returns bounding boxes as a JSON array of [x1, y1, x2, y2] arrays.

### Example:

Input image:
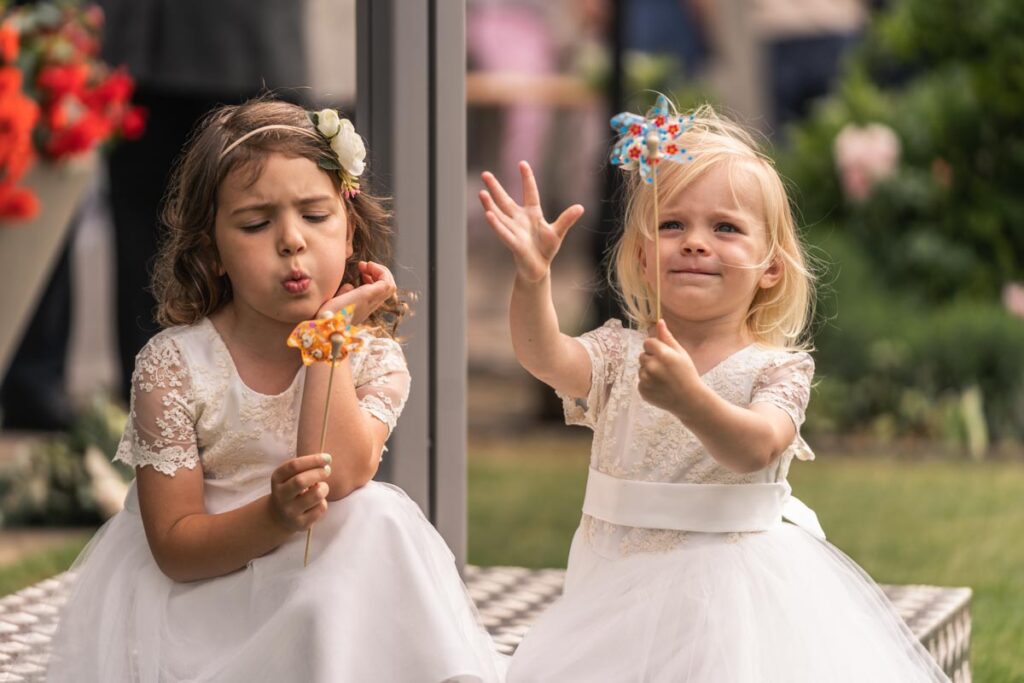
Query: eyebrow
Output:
[[230, 195, 336, 216]]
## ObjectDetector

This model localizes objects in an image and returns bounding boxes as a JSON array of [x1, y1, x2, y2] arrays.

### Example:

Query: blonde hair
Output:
[[152, 98, 409, 337], [608, 103, 815, 349]]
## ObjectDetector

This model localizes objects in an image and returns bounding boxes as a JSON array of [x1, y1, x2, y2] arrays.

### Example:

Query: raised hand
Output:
[[269, 453, 333, 532], [479, 161, 584, 283], [317, 260, 397, 324]]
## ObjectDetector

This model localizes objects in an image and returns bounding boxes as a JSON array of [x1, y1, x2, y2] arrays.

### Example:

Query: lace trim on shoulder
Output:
[[750, 351, 814, 430], [557, 319, 631, 429], [112, 333, 200, 477]]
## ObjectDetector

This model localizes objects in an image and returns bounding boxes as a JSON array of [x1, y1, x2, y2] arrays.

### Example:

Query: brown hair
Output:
[[152, 98, 409, 337]]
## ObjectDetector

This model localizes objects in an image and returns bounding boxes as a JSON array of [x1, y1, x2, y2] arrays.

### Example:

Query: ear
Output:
[[758, 256, 783, 289]]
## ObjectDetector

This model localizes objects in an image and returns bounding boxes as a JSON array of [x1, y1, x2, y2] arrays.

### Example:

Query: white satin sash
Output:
[[582, 467, 826, 540]]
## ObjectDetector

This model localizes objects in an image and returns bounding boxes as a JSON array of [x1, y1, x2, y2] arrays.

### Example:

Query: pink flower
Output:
[[1003, 283, 1024, 319], [833, 123, 901, 202]]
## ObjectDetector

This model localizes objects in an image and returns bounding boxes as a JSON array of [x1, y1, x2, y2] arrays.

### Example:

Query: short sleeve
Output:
[[557, 319, 628, 429], [750, 351, 815, 461], [352, 334, 411, 437], [113, 334, 200, 476]]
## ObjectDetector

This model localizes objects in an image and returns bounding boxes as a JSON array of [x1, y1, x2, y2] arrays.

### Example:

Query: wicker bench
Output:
[[0, 568, 972, 682]]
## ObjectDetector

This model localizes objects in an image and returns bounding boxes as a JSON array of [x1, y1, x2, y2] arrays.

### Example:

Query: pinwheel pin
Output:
[[610, 95, 695, 318], [286, 305, 364, 566]]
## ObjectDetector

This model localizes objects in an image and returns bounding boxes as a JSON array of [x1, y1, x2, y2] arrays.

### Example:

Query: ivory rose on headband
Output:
[[310, 108, 365, 198]]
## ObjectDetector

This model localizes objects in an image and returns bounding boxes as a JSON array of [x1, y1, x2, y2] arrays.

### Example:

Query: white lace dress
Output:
[[47, 318, 504, 683], [507, 320, 949, 683]]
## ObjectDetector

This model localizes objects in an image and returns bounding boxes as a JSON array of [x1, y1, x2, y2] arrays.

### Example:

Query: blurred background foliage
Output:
[[779, 0, 1024, 452]]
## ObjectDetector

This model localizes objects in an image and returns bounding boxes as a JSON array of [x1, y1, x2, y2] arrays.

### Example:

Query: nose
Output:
[[277, 215, 307, 256], [680, 229, 708, 255]]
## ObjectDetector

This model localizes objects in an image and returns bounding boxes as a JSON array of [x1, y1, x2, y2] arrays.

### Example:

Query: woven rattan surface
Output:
[[0, 568, 971, 681]]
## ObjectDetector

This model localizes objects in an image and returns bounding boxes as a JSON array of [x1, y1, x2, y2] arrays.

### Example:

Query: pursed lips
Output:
[[282, 269, 311, 294]]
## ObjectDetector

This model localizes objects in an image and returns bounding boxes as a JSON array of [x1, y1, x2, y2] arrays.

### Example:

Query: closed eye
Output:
[[240, 221, 269, 233], [304, 214, 330, 223]]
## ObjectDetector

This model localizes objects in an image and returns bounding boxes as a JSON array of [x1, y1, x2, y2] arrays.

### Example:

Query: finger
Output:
[[478, 189, 515, 226], [484, 210, 519, 250], [287, 465, 333, 498], [642, 338, 665, 357], [550, 204, 584, 240], [480, 172, 521, 217], [297, 499, 329, 528], [519, 161, 541, 208], [294, 481, 329, 510], [273, 453, 332, 485], [338, 283, 355, 294]]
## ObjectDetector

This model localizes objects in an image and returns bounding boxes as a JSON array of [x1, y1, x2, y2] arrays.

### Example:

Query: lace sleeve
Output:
[[113, 334, 200, 476], [750, 351, 815, 462], [557, 319, 628, 429], [352, 334, 410, 437]]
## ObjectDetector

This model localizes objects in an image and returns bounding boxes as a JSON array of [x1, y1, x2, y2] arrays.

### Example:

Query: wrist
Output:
[[263, 495, 296, 536], [514, 270, 550, 289], [669, 377, 711, 423]]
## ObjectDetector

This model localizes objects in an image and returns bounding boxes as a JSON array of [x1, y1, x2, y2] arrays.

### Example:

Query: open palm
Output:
[[479, 161, 584, 283]]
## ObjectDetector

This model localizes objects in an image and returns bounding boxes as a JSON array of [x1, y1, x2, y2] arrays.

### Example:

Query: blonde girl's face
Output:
[[642, 161, 781, 329], [214, 153, 352, 325]]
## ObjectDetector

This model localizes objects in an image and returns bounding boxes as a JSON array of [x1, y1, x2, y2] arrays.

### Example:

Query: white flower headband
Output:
[[218, 109, 366, 198], [309, 109, 365, 198]]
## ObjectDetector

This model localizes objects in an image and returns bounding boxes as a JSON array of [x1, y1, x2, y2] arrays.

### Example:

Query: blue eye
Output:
[[716, 223, 740, 233], [659, 221, 683, 231]]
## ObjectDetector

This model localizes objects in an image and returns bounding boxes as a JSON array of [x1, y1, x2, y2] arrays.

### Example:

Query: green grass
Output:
[[469, 432, 1024, 683], [0, 536, 89, 596]]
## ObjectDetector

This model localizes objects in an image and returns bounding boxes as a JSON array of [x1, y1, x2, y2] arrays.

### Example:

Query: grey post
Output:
[[356, 0, 467, 567]]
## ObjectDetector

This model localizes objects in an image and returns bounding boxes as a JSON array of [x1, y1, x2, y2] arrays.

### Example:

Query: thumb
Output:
[[551, 204, 584, 240], [656, 320, 681, 349]]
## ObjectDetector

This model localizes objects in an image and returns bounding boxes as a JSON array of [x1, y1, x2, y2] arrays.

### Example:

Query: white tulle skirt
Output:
[[47, 482, 506, 683], [508, 522, 950, 683]]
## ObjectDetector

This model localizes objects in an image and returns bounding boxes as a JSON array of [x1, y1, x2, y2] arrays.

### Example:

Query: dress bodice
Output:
[[559, 320, 815, 556], [114, 318, 410, 512]]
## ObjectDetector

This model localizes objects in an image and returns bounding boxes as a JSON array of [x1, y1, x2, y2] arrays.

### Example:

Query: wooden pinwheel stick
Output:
[[304, 329, 345, 568], [646, 131, 662, 320]]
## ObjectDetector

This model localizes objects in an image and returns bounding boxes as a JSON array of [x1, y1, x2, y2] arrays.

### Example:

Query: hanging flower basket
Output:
[[0, 1, 144, 374], [0, 151, 96, 374]]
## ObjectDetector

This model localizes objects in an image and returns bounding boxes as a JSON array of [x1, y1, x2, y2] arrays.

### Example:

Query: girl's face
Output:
[[214, 153, 352, 325], [642, 162, 781, 330]]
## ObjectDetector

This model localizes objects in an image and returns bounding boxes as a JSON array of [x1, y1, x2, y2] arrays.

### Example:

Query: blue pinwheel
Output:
[[610, 94, 694, 183]]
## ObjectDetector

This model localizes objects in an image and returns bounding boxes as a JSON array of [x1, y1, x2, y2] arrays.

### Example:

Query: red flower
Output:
[[0, 22, 18, 64], [0, 65, 22, 100], [84, 68, 133, 108], [45, 109, 111, 158], [0, 183, 40, 221], [120, 105, 147, 140], [37, 63, 90, 99]]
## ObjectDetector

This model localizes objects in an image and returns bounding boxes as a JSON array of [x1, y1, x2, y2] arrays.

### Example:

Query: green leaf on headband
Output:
[[318, 158, 341, 171], [308, 112, 320, 127]]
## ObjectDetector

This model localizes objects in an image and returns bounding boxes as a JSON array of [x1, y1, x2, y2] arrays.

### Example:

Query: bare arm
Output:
[[137, 454, 331, 582], [297, 356, 389, 500], [303, 260, 399, 499], [638, 321, 797, 473], [480, 161, 591, 397]]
